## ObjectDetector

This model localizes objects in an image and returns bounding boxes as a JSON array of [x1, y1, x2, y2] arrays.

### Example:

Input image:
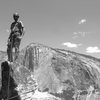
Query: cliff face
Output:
[[0, 43, 100, 100], [14, 43, 100, 100], [0, 51, 7, 88], [0, 61, 21, 100]]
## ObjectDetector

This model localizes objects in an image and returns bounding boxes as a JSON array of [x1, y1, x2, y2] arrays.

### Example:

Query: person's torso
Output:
[[11, 21, 22, 33]]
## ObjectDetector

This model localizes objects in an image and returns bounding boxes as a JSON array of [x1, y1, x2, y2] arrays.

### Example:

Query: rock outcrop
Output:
[[0, 43, 100, 100], [0, 61, 21, 100]]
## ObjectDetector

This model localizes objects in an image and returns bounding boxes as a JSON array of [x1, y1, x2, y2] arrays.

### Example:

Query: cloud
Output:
[[72, 31, 90, 39], [86, 46, 100, 53], [78, 32, 88, 37], [73, 32, 78, 35], [72, 32, 79, 39], [78, 19, 86, 24], [62, 42, 82, 48]]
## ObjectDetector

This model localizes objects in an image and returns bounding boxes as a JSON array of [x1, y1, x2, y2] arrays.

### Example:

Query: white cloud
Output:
[[78, 19, 86, 24], [78, 32, 87, 37], [73, 32, 78, 35], [62, 42, 82, 48], [86, 46, 100, 53], [72, 31, 90, 39]]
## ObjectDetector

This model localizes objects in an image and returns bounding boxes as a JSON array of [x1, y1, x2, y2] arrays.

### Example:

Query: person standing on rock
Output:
[[7, 13, 24, 62]]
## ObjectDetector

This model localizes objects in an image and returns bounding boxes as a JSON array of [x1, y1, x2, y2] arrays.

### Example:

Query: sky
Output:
[[0, 0, 100, 58]]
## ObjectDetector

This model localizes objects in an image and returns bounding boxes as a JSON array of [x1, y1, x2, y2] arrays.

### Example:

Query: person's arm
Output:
[[8, 24, 12, 40], [21, 26, 25, 36], [10, 23, 13, 33], [8, 23, 14, 43], [20, 21, 25, 36]]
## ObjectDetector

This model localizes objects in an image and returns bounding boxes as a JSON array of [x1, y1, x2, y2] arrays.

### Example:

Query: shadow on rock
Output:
[[0, 61, 21, 100]]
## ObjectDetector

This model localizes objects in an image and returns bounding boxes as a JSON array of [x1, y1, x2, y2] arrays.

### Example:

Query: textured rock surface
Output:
[[0, 61, 21, 100], [0, 43, 100, 100], [0, 51, 7, 89]]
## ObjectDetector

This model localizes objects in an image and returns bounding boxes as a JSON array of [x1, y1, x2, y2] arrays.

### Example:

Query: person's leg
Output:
[[14, 37, 21, 61], [7, 44, 13, 62], [15, 45, 19, 60]]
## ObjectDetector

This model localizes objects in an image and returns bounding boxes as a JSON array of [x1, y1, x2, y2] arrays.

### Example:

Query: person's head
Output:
[[13, 13, 19, 22]]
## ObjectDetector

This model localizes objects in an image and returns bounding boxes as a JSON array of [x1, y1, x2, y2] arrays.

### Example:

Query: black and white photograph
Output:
[[0, 0, 100, 100]]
